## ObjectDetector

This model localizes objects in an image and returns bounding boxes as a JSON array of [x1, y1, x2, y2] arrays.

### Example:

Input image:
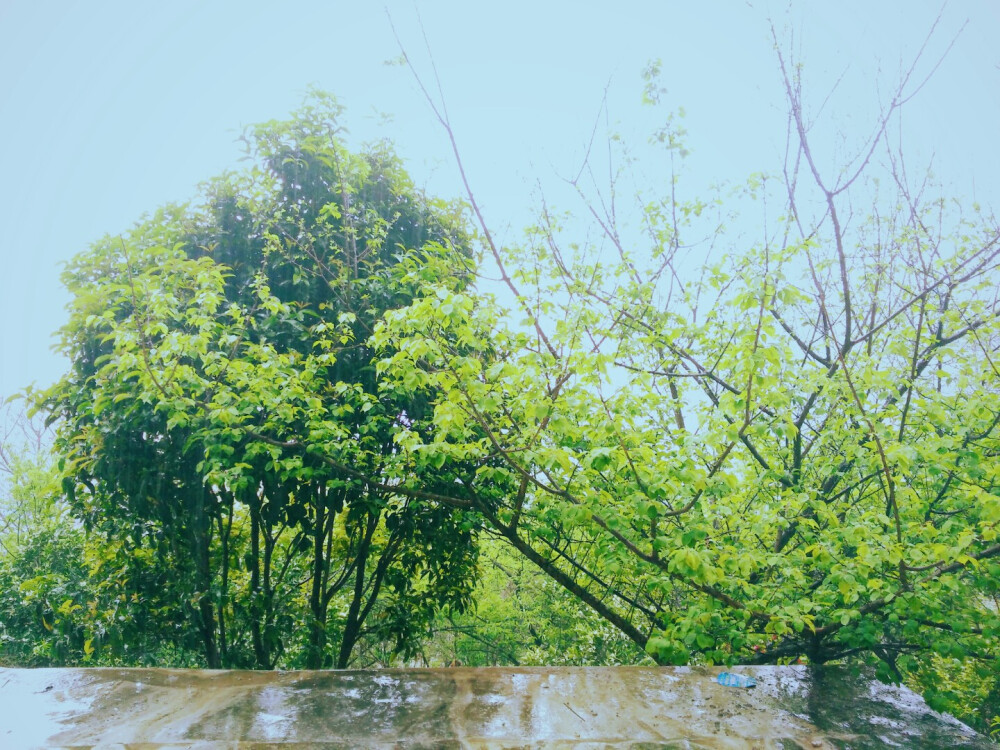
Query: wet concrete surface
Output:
[[0, 665, 991, 748]]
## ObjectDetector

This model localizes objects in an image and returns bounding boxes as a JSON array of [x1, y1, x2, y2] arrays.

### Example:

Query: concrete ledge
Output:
[[0, 665, 990, 748]]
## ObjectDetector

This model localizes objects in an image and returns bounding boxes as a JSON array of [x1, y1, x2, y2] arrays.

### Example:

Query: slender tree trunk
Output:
[[306, 485, 328, 669], [250, 505, 267, 668], [217, 502, 232, 667], [494, 517, 650, 656], [262, 524, 278, 668], [191, 485, 221, 668], [198, 598, 221, 669], [336, 515, 376, 669]]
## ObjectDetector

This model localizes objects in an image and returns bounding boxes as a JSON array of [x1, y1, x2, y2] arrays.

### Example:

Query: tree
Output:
[[372, 21, 1000, 693], [42, 94, 481, 669], [0, 405, 85, 665], [1, 402, 54, 551]]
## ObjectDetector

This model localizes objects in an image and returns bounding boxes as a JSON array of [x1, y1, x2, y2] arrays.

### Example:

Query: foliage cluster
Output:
[[370, 41, 1000, 690], [35, 97, 481, 669]]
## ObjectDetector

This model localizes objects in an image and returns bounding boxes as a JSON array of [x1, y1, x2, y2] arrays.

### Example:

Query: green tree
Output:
[[0, 405, 88, 665], [42, 94, 481, 669], [373, 28, 1000, 698]]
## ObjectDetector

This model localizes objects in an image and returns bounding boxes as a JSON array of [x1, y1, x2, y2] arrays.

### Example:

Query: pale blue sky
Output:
[[1, 1, 997, 399]]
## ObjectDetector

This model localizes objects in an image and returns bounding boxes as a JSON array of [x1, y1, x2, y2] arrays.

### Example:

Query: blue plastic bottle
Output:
[[717, 671, 757, 688]]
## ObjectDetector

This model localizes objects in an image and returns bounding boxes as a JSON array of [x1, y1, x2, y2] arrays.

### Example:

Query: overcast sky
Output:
[[1, 1, 997, 400]]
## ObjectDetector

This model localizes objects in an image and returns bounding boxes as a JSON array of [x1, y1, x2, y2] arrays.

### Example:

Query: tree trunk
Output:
[[191, 485, 221, 668], [336, 519, 374, 669], [305, 486, 328, 669], [495, 516, 650, 656], [197, 597, 221, 669], [250, 505, 268, 668]]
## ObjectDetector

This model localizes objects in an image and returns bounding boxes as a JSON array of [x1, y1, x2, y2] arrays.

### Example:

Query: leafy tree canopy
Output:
[[371, 41, 1000, 692], [42, 93, 482, 669]]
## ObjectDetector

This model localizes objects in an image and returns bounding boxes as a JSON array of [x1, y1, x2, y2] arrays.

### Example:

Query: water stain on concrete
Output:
[[0, 665, 990, 748]]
